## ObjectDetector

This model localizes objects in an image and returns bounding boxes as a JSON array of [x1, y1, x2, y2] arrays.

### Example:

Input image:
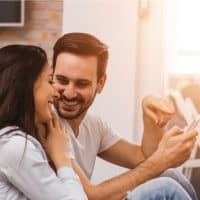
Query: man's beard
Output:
[[54, 92, 97, 120]]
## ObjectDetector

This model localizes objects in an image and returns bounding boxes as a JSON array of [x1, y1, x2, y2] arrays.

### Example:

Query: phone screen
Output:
[[184, 117, 200, 137]]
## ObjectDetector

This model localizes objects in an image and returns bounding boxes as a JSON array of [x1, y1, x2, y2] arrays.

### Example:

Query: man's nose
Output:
[[63, 84, 77, 99]]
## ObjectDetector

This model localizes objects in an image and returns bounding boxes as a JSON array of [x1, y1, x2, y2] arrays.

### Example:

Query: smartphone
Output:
[[184, 117, 200, 133]]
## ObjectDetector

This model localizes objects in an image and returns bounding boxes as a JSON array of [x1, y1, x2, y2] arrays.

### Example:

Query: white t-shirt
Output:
[[63, 113, 121, 178]]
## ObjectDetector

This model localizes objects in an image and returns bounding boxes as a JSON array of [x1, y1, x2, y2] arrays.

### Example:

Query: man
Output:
[[52, 32, 197, 200]]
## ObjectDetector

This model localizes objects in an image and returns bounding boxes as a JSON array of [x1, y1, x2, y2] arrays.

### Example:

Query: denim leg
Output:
[[125, 177, 192, 200], [161, 169, 198, 200]]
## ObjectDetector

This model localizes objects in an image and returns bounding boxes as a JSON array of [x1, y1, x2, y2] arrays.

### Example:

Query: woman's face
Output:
[[34, 63, 59, 124]]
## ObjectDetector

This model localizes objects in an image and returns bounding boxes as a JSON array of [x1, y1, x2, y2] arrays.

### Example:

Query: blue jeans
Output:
[[161, 169, 198, 200], [126, 169, 197, 200]]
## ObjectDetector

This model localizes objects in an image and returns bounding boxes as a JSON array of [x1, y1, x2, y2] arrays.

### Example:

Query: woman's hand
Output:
[[37, 112, 72, 169]]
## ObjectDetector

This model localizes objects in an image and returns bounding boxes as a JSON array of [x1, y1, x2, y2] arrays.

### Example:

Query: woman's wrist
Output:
[[53, 155, 72, 169]]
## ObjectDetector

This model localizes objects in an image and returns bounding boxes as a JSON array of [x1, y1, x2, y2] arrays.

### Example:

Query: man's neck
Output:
[[67, 114, 86, 137]]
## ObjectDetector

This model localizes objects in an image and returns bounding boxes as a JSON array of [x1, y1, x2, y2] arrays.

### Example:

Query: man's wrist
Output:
[[143, 115, 158, 128], [148, 151, 168, 174], [143, 116, 164, 136]]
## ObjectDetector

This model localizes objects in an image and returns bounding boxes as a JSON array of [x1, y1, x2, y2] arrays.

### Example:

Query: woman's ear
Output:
[[97, 74, 107, 93]]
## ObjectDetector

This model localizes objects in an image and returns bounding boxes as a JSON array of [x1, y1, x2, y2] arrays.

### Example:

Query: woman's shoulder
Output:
[[0, 126, 44, 166]]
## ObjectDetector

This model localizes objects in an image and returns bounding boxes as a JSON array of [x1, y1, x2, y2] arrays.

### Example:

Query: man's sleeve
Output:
[[98, 118, 122, 153]]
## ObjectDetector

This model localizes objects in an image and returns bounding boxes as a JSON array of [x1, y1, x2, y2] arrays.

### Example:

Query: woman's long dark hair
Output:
[[0, 45, 47, 138]]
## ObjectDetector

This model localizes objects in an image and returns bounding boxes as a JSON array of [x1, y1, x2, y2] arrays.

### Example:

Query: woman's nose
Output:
[[52, 86, 60, 100]]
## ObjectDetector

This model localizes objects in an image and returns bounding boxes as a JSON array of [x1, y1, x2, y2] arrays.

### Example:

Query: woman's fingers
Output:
[[37, 129, 46, 146], [47, 117, 54, 132], [52, 111, 62, 129]]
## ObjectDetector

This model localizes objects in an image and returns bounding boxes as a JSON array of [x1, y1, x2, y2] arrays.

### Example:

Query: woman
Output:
[[0, 45, 87, 200]]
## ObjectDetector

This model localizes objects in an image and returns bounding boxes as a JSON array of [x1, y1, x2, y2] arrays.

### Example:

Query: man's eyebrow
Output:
[[77, 79, 92, 84], [55, 74, 67, 79], [55, 74, 92, 84]]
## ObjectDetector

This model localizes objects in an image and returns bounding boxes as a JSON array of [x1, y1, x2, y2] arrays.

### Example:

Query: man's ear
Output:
[[97, 74, 107, 93]]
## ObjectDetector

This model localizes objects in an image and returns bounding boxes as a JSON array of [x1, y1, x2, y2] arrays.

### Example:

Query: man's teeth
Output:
[[63, 100, 78, 106]]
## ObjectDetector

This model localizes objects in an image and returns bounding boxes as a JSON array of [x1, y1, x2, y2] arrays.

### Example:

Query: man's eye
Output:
[[48, 80, 54, 85], [77, 82, 90, 88], [57, 79, 68, 84]]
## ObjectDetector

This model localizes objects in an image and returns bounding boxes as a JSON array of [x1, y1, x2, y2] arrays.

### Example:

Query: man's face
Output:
[[53, 52, 105, 120]]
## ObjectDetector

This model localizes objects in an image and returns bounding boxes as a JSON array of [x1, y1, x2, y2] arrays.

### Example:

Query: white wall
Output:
[[62, 0, 138, 183], [134, 0, 166, 141]]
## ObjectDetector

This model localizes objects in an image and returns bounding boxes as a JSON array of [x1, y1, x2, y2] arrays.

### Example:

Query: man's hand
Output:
[[142, 96, 176, 157], [142, 95, 175, 128], [153, 126, 197, 170]]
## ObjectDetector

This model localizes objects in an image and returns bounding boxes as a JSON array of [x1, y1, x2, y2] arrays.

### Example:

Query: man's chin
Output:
[[56, 102, 90, 120], [57, 109, 82, 120]]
